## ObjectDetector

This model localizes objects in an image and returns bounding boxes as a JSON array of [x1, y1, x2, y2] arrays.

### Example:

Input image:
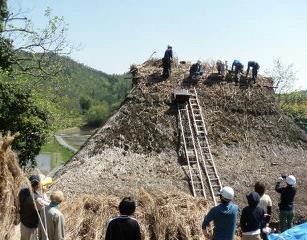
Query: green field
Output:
[[40, 137, 74, 169]]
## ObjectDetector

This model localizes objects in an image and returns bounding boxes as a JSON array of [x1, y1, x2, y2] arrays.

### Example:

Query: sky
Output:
[[8, 0, 307, 89]]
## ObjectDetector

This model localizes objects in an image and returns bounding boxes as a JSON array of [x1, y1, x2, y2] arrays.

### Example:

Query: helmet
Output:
[[286, 175, 296, 185], [167, 45, 172, 49], [220, 186, 234, 200], [197, 60, 202, 64]]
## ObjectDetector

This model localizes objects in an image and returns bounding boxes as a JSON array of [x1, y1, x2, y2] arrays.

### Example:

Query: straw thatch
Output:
[[62, 188, 209, 240], [0, 134, 24, 239]]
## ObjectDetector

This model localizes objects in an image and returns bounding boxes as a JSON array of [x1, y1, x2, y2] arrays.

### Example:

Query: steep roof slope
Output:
[[54, 59, 307, 218]]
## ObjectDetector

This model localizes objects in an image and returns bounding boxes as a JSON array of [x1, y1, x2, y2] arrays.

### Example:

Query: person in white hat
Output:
[[275, 175, 297, 232], [202, 186, 239, 240]]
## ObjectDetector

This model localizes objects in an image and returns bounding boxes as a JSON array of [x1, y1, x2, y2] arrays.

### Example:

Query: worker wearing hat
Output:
[[275, 175, 297, 232], [202, 186, 239, 240]]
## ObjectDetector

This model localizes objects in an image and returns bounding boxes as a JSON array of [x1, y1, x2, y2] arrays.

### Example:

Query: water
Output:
[[36, 128, 96, 173], [36, 153, 52, 173]]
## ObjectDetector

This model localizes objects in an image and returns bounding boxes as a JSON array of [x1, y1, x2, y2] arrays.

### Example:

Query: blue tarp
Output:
[[268, 223, 307, 240]]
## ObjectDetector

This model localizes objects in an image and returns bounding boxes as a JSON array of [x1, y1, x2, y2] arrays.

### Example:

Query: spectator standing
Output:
[[105, 197, 141, 240]]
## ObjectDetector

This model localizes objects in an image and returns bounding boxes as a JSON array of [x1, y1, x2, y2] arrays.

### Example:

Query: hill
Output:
[[43, 56, 131, 128], [12, 54, 132, 129], [51, 59, 307, 238]]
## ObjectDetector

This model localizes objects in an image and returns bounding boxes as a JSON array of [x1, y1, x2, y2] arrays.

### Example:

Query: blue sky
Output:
[[8, 0, 307, 89]]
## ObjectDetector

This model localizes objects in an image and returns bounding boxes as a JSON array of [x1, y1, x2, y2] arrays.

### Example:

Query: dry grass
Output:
[[62, 188, 209, 240], [0, 134, 24, 240]]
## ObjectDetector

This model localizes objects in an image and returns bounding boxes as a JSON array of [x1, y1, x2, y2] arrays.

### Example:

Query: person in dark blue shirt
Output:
[[240, 192, 265, 240], [105, 197, 141, 240], [275, 175, 297, 232], [162, 45, 173, 78], [246, 61, 260, 83], [202, 186, 239, 240], [231, 60, 244, 84]]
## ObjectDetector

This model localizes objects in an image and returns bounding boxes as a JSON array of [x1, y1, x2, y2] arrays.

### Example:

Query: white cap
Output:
[[286, 175, 296, 185], [220, 186, 234, 200]]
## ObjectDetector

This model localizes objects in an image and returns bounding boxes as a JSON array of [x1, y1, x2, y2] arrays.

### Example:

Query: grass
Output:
[[40, 136, 74, 168]]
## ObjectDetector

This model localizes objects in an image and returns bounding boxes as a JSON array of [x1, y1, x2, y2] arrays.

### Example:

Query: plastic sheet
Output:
[[268, 223, 307, 240]]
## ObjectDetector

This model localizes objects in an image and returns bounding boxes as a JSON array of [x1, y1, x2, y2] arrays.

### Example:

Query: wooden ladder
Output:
[[177, 102, 207, 198], [188, 88, 222, 206]]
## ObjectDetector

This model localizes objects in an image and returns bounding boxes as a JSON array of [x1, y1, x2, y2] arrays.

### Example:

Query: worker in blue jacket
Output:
[[231, 60, 244, 84], [246, 61, 260, 83], [202, 186, 239, 240]]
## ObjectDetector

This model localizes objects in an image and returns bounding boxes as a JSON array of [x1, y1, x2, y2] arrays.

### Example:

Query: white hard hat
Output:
[[197, 60, 202, 64], [220, 186, 234, 200], [286, 175, 296, 185]]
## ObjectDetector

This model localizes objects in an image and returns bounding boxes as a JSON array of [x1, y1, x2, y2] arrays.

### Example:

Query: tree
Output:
[[86, 104, 109, 127], [0, 0, 8, 32], [79, 96, 91, 113], [0, 3, 70, 167], [0, 80, 49, 167], [268, 59, 296, 95], [1, 5, 71, 79]]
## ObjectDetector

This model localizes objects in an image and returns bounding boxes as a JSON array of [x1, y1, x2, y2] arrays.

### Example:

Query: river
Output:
[[36, 128, 96, 173]]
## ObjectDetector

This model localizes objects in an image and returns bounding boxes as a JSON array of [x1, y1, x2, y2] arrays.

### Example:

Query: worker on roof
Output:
[[105, 197, 141, 240], [189, 60, 204, 79], [240, 192, 265, 240], [162, 45, 173, 78], [275, 175, 297, 232], [254, 182, 273, 240], [231, 60, 244, 84], [246, 61, 260, 83], [202, 186, 239, 240], [216, 59, 228, 77], [38, 191, 65, 240], [231, 59, 244, 73]]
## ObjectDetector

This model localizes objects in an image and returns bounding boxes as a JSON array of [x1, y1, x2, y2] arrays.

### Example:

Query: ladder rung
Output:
[[210, 178, 219, 181], [211, 185, 221, 188]]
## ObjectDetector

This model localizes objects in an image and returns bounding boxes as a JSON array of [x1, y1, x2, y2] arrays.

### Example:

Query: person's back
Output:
[[106, 216, 141, 240], [19, 175, 43, 240], [105, 197, 141, 240], [38, 191, 65, 240], [240, 192, 265, 240], [39, 206, 64, 240], [233, 59, 240, 65], [190, 63, 198, 76], [204, 203, 238, 239], [258, 194, 272, 213], [164, 47, 173, 61], [202, 187, 238, 240], [19, 188, 39, 229], [248, 61, 259, 69]]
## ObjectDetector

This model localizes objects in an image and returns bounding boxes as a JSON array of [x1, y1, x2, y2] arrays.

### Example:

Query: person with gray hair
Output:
[[38, 191, 65, 240]]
